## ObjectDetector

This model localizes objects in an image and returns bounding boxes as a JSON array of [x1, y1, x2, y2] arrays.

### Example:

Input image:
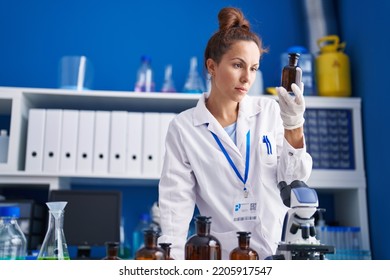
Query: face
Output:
[[207, 40, 260, 103]]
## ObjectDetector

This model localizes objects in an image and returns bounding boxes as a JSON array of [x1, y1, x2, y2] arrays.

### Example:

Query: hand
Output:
[[277, 82, 305, 130]]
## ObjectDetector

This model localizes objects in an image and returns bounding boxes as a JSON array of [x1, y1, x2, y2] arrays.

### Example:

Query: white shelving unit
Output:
[[0, 87, 370, 253]]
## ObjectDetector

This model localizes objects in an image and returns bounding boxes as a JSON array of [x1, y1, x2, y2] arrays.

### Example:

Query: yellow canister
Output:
[[315, 35, 351, 97]]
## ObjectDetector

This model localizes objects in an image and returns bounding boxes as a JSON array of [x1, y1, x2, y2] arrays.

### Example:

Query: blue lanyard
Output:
[[211, 130, 250, 189]]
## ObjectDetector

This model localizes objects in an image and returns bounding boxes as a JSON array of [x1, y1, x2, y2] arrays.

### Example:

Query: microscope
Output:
[[271, 180, 335, 260]]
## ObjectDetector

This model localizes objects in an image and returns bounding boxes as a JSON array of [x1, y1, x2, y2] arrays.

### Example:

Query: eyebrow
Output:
[[231, 57, 259, 67]]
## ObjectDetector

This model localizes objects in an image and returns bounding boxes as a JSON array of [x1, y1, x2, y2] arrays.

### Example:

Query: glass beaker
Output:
[[38, 202, 70, 260]]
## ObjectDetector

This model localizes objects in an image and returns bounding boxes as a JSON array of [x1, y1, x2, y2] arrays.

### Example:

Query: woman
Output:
[[158, 7, 312, 260]]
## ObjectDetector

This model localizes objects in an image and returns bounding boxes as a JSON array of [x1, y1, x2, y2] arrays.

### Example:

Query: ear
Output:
[[206, 58, 216, 75]]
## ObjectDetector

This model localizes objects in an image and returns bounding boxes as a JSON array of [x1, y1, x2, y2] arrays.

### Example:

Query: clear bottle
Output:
[[159, 242, 174, 260], [183, 56, 205, 93], [229, 231, 259, 260], [281, 53, 302, 94], [132, 213, 151, 258], [134, 55, 155, 92], [38, 202, 70, 260], [0, 205, 27, 260], [185, 216, 221, 260], [0, 129, 9, 163], [102, 241, 122, 260], [161, 64, 176, 93], [134, 230, 165, 260]]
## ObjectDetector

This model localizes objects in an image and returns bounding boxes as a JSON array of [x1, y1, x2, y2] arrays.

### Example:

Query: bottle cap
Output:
[[0, 205, 20, 218]]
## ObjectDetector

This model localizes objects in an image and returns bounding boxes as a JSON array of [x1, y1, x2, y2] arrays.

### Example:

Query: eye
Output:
[[251, 67, 258, 72], [233, 63, 242, 69]]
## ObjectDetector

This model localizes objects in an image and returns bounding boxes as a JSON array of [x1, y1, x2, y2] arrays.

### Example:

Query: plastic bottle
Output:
[[134, 55, 155, 92], [0, 205, 27, 260], [102, 241, 122, 260], [159, 242, 174, 260], [281, 53, 302, 94], [316, 35, 351, 97], [229, 231, 259, 260], [0, 129, 9, 163], [185, 216, 221, 260], [161, 64, 176, 93], [132, 213, 151, 258], [134, 230, 165, 260], [183, 57, 205, 93]]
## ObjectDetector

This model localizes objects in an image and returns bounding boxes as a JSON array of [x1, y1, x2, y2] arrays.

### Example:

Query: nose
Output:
[[240, 69, 250, 84]]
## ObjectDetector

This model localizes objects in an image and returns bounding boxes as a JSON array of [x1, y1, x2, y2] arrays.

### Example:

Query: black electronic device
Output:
[[49, 190, 122, 259]]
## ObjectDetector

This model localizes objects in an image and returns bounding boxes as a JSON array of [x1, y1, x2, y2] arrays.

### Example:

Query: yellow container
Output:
[[315, 35, 351, 97]]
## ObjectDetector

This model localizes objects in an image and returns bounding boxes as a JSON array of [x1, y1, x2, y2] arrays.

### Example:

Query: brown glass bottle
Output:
[[134, 230, 165, 260], [102, 241, 122, 260], [185, 216, 221, 260], [159, 242, 174, 260], [281, 53, 302, 94], [229, 232, 259, 260]]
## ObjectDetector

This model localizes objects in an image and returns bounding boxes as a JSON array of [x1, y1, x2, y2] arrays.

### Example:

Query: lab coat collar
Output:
[[193, 92, 262, 154]]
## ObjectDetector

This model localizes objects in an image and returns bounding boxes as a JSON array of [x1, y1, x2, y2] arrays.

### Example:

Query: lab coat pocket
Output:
[[259, 133, 277, 165]]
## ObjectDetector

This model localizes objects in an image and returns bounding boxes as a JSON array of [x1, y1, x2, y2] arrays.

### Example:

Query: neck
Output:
[[206, 94, 238, 127]]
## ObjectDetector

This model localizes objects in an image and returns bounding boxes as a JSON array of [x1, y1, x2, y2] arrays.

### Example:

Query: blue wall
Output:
[[1, 0, 389, 259]]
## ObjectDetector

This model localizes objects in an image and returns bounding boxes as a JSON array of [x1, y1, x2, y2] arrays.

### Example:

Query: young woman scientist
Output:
[[158, 7, 312, 260]]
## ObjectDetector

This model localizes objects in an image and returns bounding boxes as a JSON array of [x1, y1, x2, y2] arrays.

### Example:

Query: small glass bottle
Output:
[[0, 205, 27, 260], [159, 242, 174, 260], [185, 216, 221, 260], [229, 231, 259, 260], [134, 230, 165, 260], [281, 53, 302, 94], [38, 202, 70, 260], [102, 241, 122, 260]]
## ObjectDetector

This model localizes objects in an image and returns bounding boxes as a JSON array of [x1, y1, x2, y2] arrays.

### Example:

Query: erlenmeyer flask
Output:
[[38, 202, 70, 260]]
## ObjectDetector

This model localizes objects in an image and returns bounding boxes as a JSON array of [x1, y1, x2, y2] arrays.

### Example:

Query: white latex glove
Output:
[[277, 82, 305, 130]]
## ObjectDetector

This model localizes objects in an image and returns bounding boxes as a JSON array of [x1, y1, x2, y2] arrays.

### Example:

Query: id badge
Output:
[[232, 189, 258, 222]]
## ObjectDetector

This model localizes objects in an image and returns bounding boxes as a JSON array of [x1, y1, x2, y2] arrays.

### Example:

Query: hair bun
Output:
[[218, 7, 250, 31]]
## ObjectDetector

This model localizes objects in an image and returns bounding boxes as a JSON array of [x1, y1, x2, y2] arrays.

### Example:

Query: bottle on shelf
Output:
[[134, 55, 155, 92], [134, 229, 165, 260], [102, 241, 122, 260], [161, 64, 176, 93], [159, 242, 174, 260], [38, 201, 70, 260], [229, 231, 259, 260], [0, 129, 9, 163], [0, 205, 27, 260], [185, 216, 221, 260], [281, 53, 302, 95], [183, 56, 205, 93]]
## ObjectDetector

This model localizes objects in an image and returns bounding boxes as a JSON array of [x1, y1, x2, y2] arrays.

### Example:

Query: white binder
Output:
[[76, 110, 95, 173], [25, 109, 46, 172], [59, 110, 79, 173], [142, 112, 160, 176], [126, 112, 143, 176], [109, 111, 128, 174], [159, 113, 176, 173], [93, 111, 111, 174], [42, 109, 63, 173]]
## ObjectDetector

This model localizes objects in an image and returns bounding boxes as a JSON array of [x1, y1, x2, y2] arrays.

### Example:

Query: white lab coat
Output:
[[158, 93, 312, 260]]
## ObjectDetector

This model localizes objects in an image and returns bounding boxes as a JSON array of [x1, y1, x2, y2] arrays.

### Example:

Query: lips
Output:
[[235, 87, 248, 93]]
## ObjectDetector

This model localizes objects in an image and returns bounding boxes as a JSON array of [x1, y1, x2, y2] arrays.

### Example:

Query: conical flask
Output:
[[38, 202, 70, 260]]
